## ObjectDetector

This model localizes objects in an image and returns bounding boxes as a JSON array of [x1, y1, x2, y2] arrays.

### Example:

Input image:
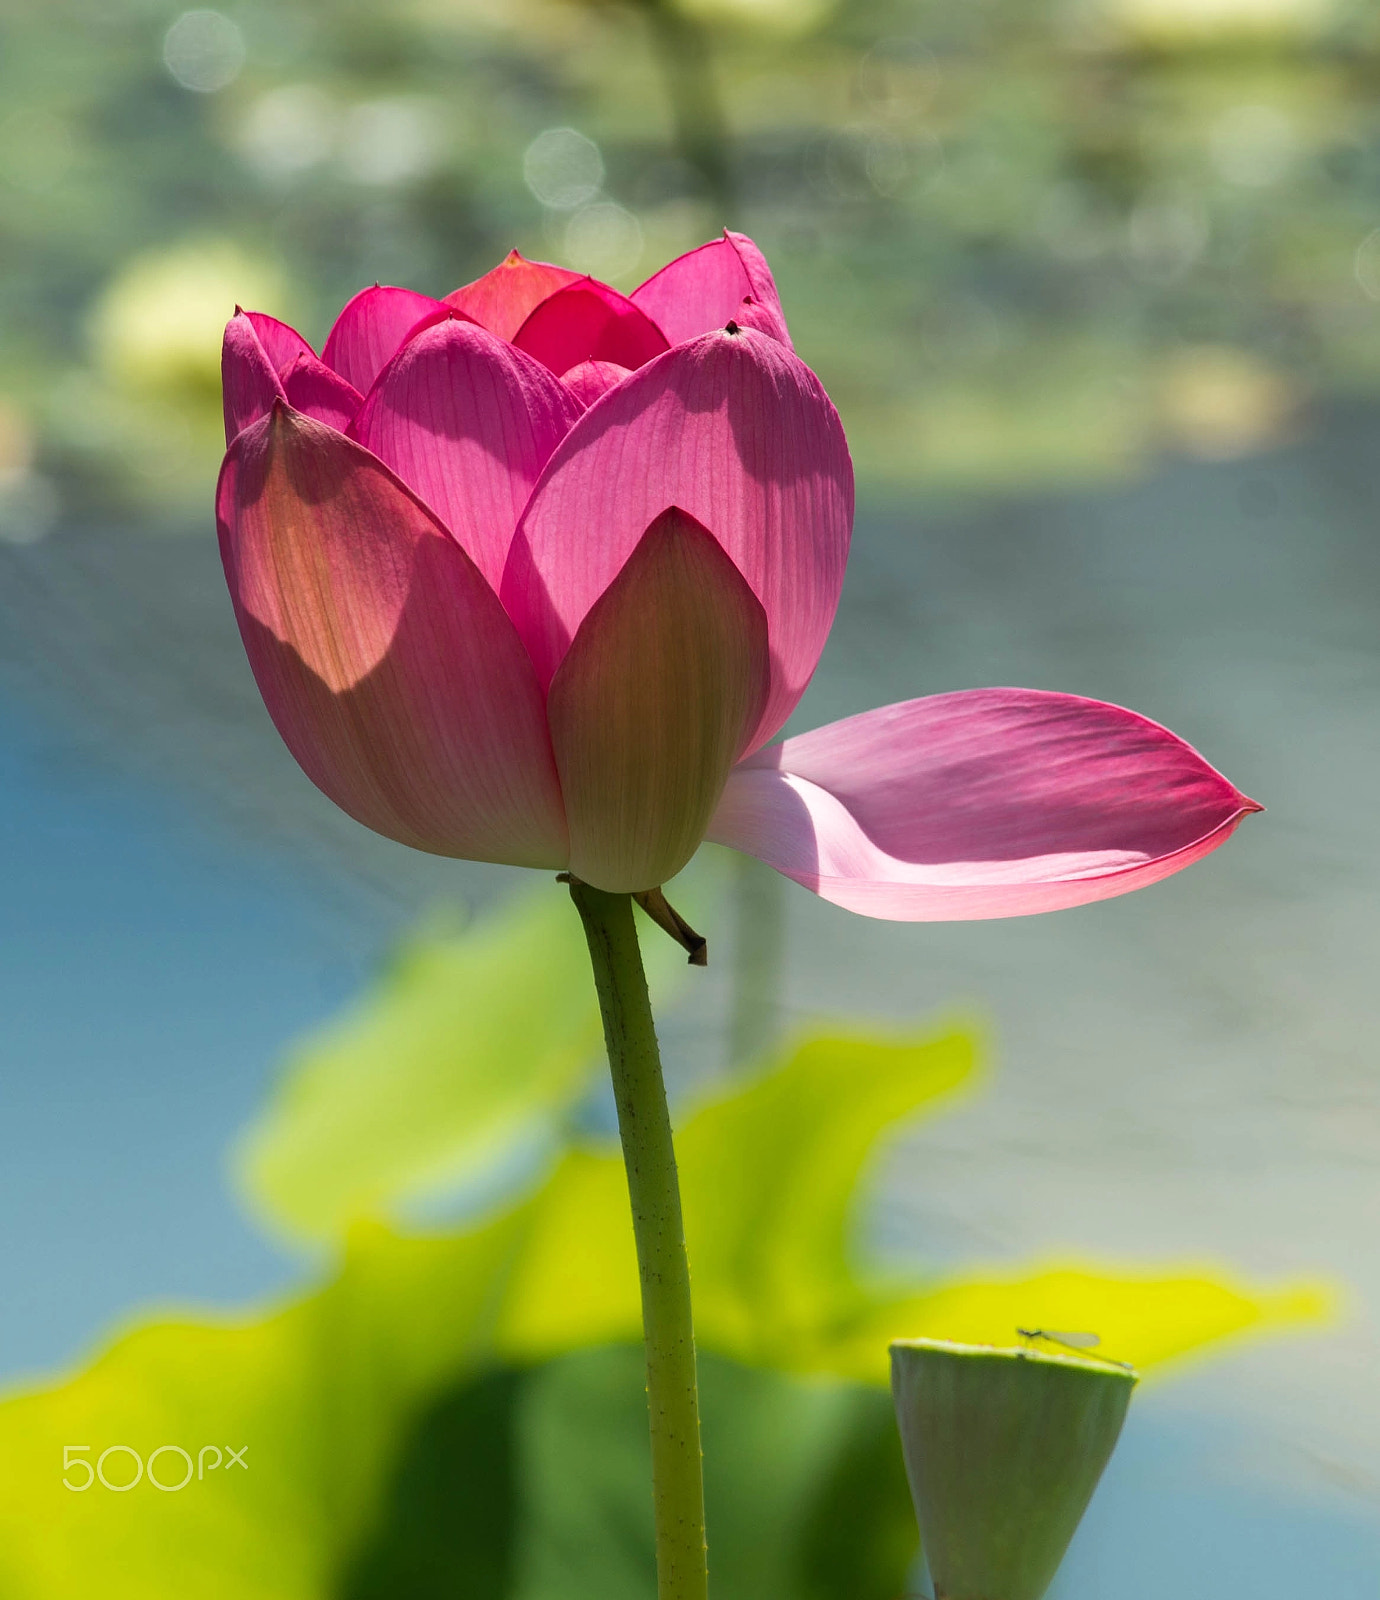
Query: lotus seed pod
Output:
[[890, 1337, 1137, 1600]]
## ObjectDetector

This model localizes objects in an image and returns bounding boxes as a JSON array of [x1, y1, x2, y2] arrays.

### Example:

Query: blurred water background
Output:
[[2, 0, 1380, 1594]]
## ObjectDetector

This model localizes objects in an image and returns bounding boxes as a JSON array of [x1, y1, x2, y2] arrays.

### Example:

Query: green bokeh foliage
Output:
[[0, 894, 1327, 1596]]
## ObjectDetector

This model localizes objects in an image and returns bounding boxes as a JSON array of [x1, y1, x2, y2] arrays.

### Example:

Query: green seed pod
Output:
[[890, 1337, 1137, 1600]]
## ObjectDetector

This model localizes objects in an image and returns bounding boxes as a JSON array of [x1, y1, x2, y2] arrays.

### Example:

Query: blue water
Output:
[[0, 693, 358, 1377], [1058, 1396, 1380, 1600]]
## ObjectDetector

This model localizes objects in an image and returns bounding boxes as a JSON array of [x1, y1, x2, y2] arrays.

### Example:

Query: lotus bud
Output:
[[217, 232, 1256, 913], [890, 1337, 1136, 1600]]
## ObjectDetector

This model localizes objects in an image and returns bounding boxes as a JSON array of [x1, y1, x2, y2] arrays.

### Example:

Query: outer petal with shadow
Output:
[[503, 325, 852, 750], [547, 508, 769, 894], [707, 689, 1260, 920], [632, 231, 793, 349], [350, 318, 581, 592], [216, 406, 569, 869], [321, 285, 451, 395], [445, 251, 583, 341]]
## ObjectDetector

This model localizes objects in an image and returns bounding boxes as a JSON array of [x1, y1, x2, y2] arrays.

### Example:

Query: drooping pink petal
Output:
[[444, 251, 583, 341], [502, 325, 853, 748], [349, 317, 582, 592], [321, 285, 450, 396], [222, 312, 287, 445], [707, 689, 1260, 921], [562, 359, 632, 409], [245, 311, 315, 375], [631, 231, 793, 349], [282, 352, 364, 433], [547, 508, 769, 893], [511, 278, 670, 378], [216, 405, 569, 868]]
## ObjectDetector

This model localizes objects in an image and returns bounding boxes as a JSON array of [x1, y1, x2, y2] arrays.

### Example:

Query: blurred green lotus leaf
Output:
[[0, 1021, 1330, 1598], [670, 0, 836, 38], [0, 1214, 530, 1600], [493, 1027, 1329, 1379], [826, 1263, 1331, 1382], [1104, 0, 1337, 47], [91, 239, 289, 403], [237, 890, 687, 1242], [496, 1029, 980, 1365], [505, 1345, 914, 1600]]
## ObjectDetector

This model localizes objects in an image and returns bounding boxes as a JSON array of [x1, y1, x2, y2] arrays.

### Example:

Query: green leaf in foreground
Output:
[[236, 893, 600, 1241], [237, 889, 695, 1242], [501, 1345, 915, 1600], [0, 1216, 528, 1600], [493, 1028, 1330, 1379], [0, 1027, 1331, 1598]]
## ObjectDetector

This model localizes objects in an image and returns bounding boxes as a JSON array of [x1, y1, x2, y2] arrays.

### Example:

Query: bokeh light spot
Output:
[[524, 128, 604, 211], [89, 239, 287, 400], [1210, 105, 1299, 189], [1156, 345, 1295, 460], [564, 202, 644, 281], [340, 99, 444, 187], [162, 10, 246, 95], [236, 86, 338, 181]]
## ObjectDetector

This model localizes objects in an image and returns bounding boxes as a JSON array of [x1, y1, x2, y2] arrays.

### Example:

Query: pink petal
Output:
[[547, 507, 769, 893], [707, 689, 1260, 921], [222, 311, 287, 445], [511, 278, 670, 378], [321, 285, 449, 395], [562, 359, 632, 409], [444, 251, 583, 341], [282, 352, 364, 433], [502, 325, 853, 748], [245, 311, 315, 374], [348, 317, 582, 592], [216, 405, 569, 868], [631, 231, 792, 349]]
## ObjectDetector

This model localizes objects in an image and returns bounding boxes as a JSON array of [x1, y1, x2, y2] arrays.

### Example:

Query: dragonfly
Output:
[[1016, 1328, 1134, 1370], [1017, 1327, 1101, 1352]]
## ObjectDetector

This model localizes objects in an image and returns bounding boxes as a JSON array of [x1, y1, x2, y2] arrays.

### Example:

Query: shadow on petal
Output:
[[350, 318, 581, 591], [220, 408, 568, 867], [501, 327, 852, 754]]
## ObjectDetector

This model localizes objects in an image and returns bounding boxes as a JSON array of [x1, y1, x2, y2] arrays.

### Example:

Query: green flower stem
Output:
[[568, 879, 709, 1600]]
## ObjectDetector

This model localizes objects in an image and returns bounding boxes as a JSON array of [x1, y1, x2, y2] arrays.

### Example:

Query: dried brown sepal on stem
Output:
[[559, 874, 708, 965]]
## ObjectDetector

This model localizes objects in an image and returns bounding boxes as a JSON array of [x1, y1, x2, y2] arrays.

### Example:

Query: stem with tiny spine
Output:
[[567, 878, 709, 1600]]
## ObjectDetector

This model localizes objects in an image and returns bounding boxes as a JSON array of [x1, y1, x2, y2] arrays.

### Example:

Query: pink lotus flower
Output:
[[217, 232, 1258, 915]]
